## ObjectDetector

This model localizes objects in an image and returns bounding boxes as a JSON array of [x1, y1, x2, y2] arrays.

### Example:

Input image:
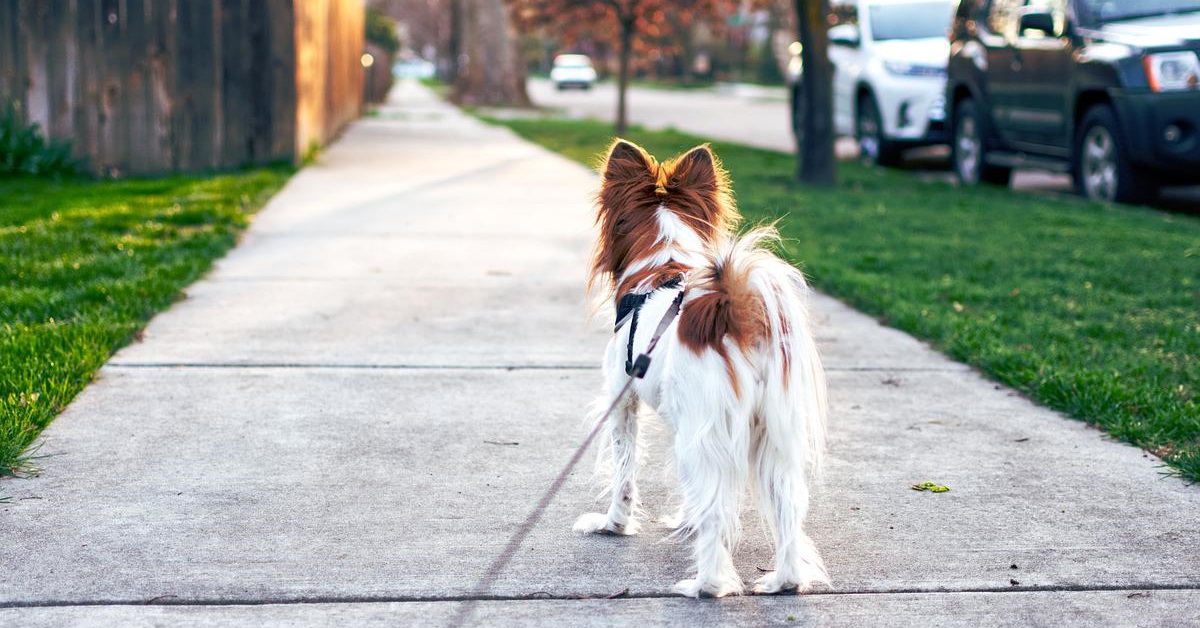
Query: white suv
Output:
[[827, 0, 956, 166]]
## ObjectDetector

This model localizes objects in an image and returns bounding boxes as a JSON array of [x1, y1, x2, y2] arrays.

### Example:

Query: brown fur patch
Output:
[[615, 261, 690, 298], [676, 258, 768, 401], [678, 252, 769, 361]]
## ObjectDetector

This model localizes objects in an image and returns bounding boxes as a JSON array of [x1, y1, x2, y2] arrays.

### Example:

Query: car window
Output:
[[986, 0, 1025, 37], [984, 0, 1065, 38], [869, 1, 955, 40], [1078, 0, 1200, 23], [554, 55, 592, 68], [830, 1, 858, 26], [1019, 0, 1067, 38]]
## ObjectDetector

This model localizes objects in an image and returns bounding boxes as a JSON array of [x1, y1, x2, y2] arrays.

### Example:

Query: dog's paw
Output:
[[751, 572, 798, 595], [752, 569, 831, 595], [672, 577, 743, 598], [572, 512, 638, 536]]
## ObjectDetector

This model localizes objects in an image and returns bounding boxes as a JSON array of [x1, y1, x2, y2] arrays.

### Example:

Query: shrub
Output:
[[0, 101, 83, 178], [365, 8, 401, 59]]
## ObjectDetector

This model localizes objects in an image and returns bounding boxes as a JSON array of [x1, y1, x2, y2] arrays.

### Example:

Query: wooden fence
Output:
[[0, 0, 364, 176]]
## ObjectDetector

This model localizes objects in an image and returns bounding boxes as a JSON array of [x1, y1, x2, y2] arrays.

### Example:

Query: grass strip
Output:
[[1, 168, 291, 475], [489, 116, 1200, 483]]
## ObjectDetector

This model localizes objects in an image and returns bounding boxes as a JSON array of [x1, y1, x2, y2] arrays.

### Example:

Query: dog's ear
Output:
[[602, 139, 655, 183], [660, 144, 739, 240], [671, 145, 720, 191]]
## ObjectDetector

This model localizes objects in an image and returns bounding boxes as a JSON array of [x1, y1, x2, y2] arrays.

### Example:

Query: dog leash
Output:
[[451, 286, 685, 627]]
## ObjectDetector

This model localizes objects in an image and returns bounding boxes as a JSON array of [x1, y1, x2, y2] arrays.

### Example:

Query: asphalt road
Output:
[[527, 78, 1199, 213]]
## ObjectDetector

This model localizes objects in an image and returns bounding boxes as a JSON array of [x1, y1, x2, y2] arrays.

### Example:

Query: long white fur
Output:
[[618, 205, 709, 292], [574, 217, 830, 597]]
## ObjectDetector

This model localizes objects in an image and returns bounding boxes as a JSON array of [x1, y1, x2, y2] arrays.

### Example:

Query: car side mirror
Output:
[[829, 24, 860, 48], [1019, 11, 1056, 36]]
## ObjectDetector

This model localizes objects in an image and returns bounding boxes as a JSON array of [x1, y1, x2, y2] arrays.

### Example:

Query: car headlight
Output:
[[883, 60, 946, 78], [1143, 52, 1200, 92]]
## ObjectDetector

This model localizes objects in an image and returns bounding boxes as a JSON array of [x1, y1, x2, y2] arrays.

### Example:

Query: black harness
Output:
[[613, 274, 684, 377]]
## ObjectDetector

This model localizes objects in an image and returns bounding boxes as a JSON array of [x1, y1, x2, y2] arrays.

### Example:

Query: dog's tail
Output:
[[680, 227, 828, 476]]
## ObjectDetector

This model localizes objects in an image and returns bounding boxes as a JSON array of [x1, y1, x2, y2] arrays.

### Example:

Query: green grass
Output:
[[630, 78, 719, 91], [418, 76, 450, 98], [0, 168, 291, 475], [488, 116, 1200, 483]]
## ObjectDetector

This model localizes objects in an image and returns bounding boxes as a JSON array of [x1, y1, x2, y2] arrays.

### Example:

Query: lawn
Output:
[[0, 168, 291, 475], [489, 116, 1200, 483]]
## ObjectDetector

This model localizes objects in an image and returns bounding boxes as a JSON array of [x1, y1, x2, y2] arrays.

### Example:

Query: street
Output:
[[528, 78, 1200, 212]]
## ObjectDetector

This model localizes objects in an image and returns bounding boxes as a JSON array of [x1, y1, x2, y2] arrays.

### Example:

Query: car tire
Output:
[[857, 94, 902, 167], [1073, 104, 1156, 204], [953, 98, 1011, 187]]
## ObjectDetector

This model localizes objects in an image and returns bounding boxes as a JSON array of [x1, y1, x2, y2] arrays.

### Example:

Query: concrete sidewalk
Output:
[[2, 82, 1197, 627]]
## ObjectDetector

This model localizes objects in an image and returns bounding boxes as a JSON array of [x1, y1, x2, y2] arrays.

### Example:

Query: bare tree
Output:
[[793, 0, 835, 185], [451, 0, 532, 106]]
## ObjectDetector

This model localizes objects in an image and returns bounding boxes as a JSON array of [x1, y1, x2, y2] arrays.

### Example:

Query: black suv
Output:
[[946, 0, 1200, 203]]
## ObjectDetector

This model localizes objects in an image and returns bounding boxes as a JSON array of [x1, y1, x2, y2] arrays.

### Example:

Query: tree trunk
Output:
[[447, 0, 464, 81], [793, 0, 836, 186], [615, 15, 635, 135], [451, 0, 531, 107]]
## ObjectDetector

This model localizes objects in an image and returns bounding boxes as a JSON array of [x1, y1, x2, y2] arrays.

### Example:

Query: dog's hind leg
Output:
[[751, 436, 829, 594], [573, 388, 641, 536], [670, 414, 747, 598]]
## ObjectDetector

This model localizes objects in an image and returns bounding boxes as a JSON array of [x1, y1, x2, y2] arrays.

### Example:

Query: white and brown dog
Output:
[[574, 139, 829, 598]]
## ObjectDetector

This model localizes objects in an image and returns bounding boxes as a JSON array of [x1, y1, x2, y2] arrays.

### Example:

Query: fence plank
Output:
[[218, 0, 245, 168], [46, 0, 77, 141], [71, 0, 99, 167], [0, 3, 18, 112], [267, 0, 296, 162]]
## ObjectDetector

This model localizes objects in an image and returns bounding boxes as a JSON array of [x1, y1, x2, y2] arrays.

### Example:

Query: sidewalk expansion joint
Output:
[[823, 366, 969, 372], [104, 363, 966, 373], [105, 362, 600, 371], [4, 583, 1197, 610]]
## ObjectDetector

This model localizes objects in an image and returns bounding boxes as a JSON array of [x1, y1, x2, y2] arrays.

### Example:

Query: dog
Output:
[[573, 139, 829, 598]]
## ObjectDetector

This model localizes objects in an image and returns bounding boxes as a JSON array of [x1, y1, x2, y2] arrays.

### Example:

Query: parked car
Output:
[[825, 0, 957, 165], [947, 0, 1200, 203], [550, 54, 597, 90]]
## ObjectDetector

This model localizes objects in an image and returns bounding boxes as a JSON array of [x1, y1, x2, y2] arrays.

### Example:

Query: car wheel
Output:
[[953, 98, 1011, 186], [857, 95, 901, 167], [1074, 105, 1156, 204]]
